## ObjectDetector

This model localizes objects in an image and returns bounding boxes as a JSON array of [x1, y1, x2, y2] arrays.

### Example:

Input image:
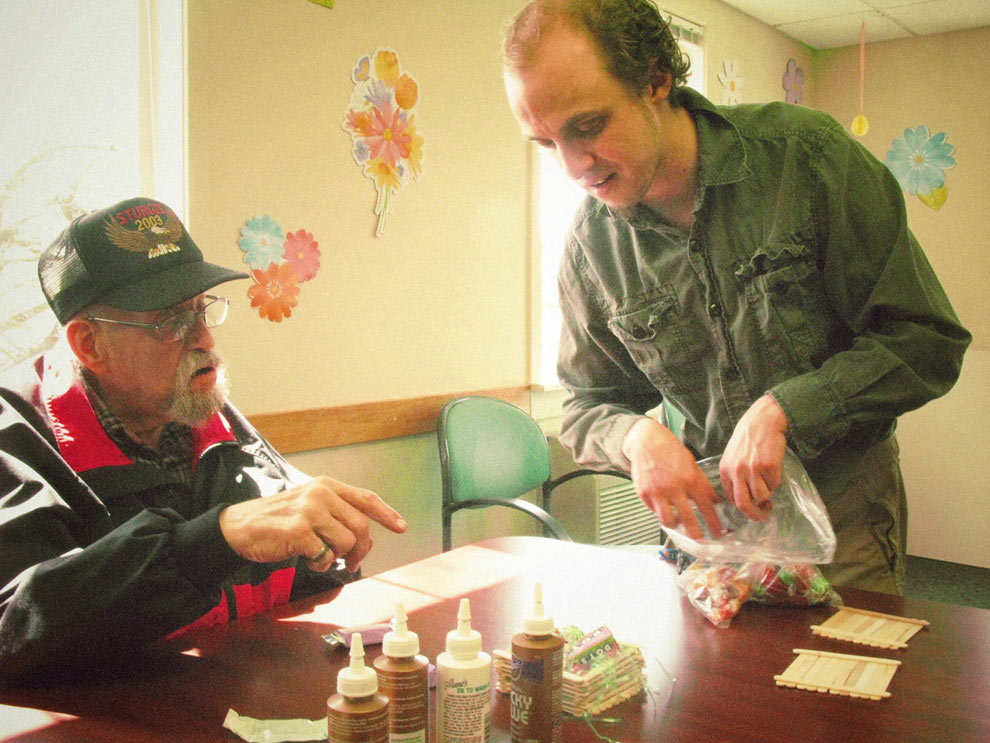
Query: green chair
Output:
[[437, 395, 629, 551]]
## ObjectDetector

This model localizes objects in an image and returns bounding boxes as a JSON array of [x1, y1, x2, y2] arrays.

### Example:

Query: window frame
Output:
[[0, 0, 185, 372]]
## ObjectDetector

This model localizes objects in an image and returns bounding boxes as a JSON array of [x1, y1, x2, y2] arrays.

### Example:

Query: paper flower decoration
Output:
[[782, 59, 804, 104], [884, 126, 956, 211], [342, 48, 424, 236], [283, 228, 321, 282], [238, 215, 286, 270], [717, 60, 744, 105], [238, 216, 322, 321], [248, 262, 300, 322]]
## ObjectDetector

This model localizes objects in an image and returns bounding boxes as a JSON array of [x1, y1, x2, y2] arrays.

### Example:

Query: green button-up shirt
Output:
[[557, 88, 970, 477]]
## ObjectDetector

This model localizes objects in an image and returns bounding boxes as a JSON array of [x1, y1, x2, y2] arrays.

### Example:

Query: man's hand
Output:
[[218, 476, 407, 573], [719, 394, 790, 521], [622, 418, 722, 540]]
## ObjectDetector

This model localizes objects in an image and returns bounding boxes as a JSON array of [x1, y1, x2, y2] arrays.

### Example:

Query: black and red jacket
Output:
[[0, 352, 349, 683]]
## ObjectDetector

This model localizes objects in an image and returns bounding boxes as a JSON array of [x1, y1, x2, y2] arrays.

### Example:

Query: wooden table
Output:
[[1, 537, 988, 742]]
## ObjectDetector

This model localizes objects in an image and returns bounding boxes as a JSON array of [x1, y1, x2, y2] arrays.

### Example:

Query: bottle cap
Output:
[[522, 582, 554, 635], [382, 602, 420, 658], [445, 598, 482, 660], [336, 633, 379, 697]]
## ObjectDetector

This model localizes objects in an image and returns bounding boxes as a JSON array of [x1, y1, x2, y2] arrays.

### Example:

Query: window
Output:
[[532, 10, 705, 387], [0, 0, 183, 371]]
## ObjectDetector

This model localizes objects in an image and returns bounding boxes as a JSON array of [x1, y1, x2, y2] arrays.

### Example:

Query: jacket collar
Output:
[[40, 352, 236, 474]]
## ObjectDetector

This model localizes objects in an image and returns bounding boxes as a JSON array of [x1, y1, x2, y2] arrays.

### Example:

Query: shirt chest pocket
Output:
[[740, 244, 830, 368], [607, 293, 705, 394]]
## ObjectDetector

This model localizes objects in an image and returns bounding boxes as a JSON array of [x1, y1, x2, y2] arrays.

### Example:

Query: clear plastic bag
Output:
[[664, 448, 836, 565], [668, 449, 840, 628]]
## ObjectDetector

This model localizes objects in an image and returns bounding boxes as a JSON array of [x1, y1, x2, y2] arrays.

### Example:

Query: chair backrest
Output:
[[438, 396, 552, 506]]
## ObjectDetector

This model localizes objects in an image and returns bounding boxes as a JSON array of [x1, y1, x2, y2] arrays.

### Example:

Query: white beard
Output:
[[167, 349, 230, 426]]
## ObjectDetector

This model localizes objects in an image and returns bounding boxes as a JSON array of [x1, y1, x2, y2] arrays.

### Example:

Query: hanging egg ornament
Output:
[[851, 20, 869, 137]]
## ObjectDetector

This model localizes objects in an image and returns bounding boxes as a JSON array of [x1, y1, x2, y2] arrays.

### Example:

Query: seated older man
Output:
[[0, 197, 407, 683]]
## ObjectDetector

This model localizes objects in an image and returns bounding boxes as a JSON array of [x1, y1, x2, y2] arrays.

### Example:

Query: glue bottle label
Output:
[[510, 636, 562, 743], [327, 704, 389, 743], [437, 675, 491, 743]]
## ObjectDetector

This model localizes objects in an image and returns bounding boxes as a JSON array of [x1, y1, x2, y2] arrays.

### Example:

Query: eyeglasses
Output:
[[85, 295, 228, 344]]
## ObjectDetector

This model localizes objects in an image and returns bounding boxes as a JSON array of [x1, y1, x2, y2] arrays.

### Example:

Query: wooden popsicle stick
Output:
[[775, 649, 901, 700], [811, 606, 929, 649]]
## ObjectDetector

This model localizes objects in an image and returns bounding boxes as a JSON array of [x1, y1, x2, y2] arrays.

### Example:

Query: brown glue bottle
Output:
[[373, 602, 430, 743], [510, 583, 563, 743], [328, 632, 390, 743]]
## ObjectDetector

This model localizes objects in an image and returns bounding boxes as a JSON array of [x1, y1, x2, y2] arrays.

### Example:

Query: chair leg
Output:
[[540, 483, 551, 538]]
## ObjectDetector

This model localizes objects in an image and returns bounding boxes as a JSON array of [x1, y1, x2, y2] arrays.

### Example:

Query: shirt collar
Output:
[[601, 87, 751, 228], [680, 87, 751, 187], [81, 370, 194, 467]]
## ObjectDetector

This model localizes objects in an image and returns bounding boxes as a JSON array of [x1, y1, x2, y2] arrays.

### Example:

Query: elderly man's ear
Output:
[[65, 319, 108, 374]]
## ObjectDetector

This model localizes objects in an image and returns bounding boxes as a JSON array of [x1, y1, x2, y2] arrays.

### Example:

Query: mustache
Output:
[[177, 349, 224, 381]]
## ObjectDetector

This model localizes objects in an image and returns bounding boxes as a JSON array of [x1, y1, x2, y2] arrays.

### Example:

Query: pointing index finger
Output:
[[337, 485, 408, 533]]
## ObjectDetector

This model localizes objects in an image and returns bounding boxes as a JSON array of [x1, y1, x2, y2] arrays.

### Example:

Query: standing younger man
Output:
[[502, 0, 970, 592]]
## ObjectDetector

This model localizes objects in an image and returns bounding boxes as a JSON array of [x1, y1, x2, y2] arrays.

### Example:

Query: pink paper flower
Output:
[[282, 229, 321, 283], [364, 101, 412, 168]]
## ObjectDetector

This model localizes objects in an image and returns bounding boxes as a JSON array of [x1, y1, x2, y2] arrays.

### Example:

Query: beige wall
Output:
[[183, 1, 988, 574], [186, 0, 532, 414], [815, 28, 990, 568]]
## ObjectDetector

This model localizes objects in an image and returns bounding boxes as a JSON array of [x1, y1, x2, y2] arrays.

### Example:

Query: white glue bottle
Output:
[[373, 603, 430, 743], [510, 583, 563, 743], [436, 598, 492, 743], [328, 632, 390, 743]]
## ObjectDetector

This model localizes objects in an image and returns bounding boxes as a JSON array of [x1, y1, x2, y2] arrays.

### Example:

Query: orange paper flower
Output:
[[395, 73, 418, 110], [248, 262, 300, 322]]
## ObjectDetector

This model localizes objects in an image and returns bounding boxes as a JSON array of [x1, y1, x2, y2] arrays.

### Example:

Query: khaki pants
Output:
[[812, 436, 906, 595]]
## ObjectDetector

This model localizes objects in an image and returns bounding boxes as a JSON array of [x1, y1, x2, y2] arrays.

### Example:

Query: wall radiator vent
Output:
[[597, 479, 661, 545], [547, 437, 662, 546]]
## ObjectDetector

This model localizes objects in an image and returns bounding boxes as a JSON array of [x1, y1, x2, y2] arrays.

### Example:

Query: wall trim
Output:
[[247, 386, 531, 454]]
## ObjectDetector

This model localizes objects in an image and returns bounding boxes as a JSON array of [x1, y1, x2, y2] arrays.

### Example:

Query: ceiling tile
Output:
[[863, 0, 938, 9], [777, 10, 911, 48], [720, 0, 990, 48], [719, 0, 871, 26], [884, 0, 990, 35]]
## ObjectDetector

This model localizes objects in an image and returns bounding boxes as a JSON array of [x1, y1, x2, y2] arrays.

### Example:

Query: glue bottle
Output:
[[373, 602, 429, 743], [328, 633, 390, 743], [510, 583, 563, 743], [436, 598, 492, 743]]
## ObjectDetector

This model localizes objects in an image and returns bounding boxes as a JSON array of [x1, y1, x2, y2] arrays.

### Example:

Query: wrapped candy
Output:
[[749, 563, 835, 606], [678, 562, 752, 628], [678, 561, 839, 628]]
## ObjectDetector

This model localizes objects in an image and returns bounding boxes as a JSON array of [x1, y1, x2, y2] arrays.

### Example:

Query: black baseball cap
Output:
[[39, 197, 249, 324]]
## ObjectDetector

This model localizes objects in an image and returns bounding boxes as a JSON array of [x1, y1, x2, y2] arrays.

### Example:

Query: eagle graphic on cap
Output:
[[103, 210, 184, 259]]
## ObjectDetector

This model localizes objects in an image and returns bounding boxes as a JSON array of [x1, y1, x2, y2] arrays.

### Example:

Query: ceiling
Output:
[[718, 0, 990, 49]]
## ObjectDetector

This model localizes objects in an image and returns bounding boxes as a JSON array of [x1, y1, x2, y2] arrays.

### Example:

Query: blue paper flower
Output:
[[884, 126, 956, 196], [238, 215, 285, 270]]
